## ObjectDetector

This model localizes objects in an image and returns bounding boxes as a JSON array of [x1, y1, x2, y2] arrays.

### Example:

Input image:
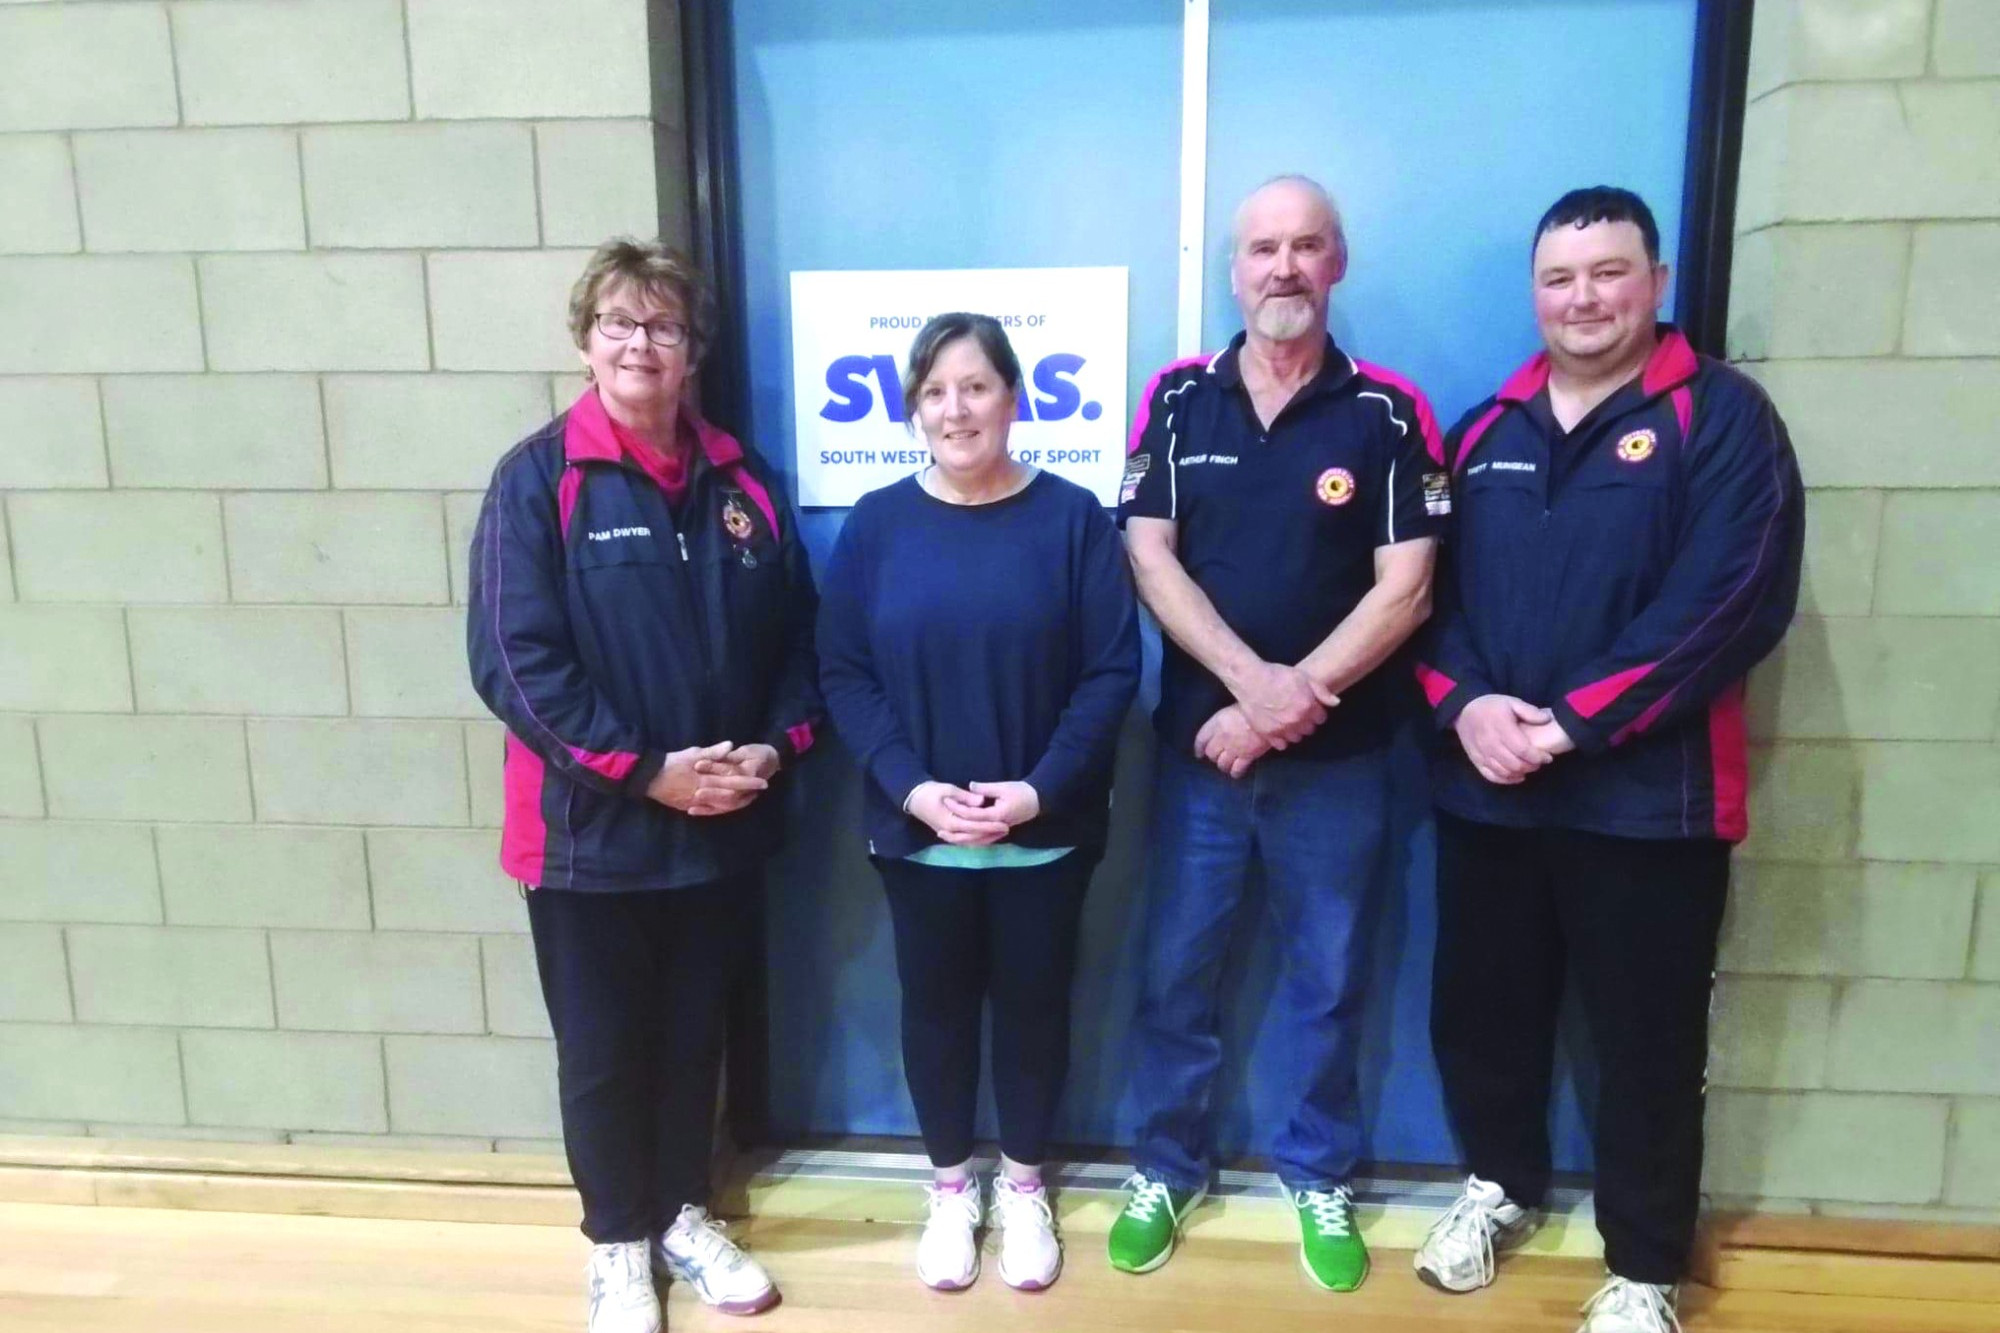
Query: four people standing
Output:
[[470, 179, 1800, 1333]]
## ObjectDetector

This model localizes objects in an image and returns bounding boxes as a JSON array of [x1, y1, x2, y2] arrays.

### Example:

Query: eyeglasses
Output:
[[593, 311, 689, 348]]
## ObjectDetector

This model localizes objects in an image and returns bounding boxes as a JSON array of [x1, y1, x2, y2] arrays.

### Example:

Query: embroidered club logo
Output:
[[1616, 429, 1657, 464], [1315, 467, 1356, 506], [722, 496, 754, 541]]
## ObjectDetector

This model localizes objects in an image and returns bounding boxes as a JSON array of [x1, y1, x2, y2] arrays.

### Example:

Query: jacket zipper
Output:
[[667, 474, 722, 738]]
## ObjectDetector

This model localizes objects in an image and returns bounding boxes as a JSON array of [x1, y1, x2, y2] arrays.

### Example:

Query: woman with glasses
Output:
[[468, 238, 820, 1333], [817, 312, 1140, 1292]]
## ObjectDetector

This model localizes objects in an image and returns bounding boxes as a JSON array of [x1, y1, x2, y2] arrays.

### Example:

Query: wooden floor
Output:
[[1, 1201, 1994, 1333]]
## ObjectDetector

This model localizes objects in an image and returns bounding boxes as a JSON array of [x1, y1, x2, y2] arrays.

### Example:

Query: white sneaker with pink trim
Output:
[[992, 1176, 1062, 1291], [916, 1179, 983, 1291]]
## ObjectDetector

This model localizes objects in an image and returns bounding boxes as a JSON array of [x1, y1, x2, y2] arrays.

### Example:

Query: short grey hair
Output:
[[1233, 174, 1347, 266]]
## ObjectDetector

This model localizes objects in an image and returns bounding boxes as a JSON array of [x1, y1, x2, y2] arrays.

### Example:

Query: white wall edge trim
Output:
[[1177, 0, 1210, 357]]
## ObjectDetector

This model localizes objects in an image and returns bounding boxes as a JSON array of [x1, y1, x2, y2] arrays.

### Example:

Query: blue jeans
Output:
[[1128, 744, 1389, 1192]]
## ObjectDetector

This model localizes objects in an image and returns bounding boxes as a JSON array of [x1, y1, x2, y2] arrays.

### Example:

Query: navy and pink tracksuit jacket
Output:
[[467, 390, 822, 891], [1416, 326, 1804, 842]]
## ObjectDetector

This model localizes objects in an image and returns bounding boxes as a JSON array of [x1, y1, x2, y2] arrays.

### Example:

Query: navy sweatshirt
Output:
[[817, 471, 1141, 859]]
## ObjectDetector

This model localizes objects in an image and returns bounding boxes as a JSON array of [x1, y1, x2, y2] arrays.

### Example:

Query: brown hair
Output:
[[566, 238, 714, 359], [900, 312, 1024, 429]]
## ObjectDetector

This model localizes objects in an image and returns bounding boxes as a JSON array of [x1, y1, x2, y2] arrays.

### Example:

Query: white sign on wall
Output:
[[788, 267, 1129, 507]]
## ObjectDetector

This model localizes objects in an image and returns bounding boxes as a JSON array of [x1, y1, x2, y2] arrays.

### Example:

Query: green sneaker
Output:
[[1107, 1173, 1206, 1274], [1294, 1186, 1368, 1291]]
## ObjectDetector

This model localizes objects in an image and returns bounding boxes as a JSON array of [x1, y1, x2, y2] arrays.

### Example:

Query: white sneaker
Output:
[[915, 1178, 983, 1291], [586, 1241, 660, 1333], [655, 1204, 779, 1315], [991, 1176, 1062, 1291], [1413, 1175, 1540, 1293], [1579, 1276, 1682, 1333]]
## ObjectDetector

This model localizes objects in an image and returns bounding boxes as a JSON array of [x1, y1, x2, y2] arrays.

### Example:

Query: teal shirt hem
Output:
[[905, 844, 1075, 869]]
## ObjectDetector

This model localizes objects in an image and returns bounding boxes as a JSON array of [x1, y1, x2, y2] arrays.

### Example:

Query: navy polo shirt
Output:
[[1118, 333, 1448, 760]]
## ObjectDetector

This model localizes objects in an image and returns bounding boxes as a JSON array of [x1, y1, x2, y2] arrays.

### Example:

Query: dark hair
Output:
[[901, 312, 1024, 427], [1533, 187, 1661, 265]]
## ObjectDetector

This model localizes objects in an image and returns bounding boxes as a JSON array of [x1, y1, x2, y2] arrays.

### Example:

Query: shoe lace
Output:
[[1119, 1173, 1174, 1224], [673, 1205, 748, 1272], [1583, 1277, 1682, 1333], [1428, 1182, 1503, 1283], [924, 1182, 982, 1228], [1293, 1186, 1354, 1238], [588, 1242, 651, 1309], [995, 1179, 1055, 1231]]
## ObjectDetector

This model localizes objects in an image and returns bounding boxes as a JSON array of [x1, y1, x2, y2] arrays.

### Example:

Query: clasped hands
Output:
[[1194, 660, 1340, 779], [906, 780, 1041, 847], [1453, 694, 1575, 785], [1193, 668, 1579, 786], [645, 741, 781, 816]]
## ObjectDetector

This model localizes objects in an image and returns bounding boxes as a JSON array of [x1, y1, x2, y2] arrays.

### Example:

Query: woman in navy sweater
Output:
[[817, 313, 1139, 1293]]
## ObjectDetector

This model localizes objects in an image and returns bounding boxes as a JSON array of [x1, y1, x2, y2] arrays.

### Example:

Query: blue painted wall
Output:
[[733, 0, 1697, 1171]]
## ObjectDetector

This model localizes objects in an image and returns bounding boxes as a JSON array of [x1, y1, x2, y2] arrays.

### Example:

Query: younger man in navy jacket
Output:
[[1412, 188, 1803, 1333]]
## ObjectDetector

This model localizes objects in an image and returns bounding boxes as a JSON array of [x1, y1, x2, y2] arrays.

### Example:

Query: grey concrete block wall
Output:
[[157, 826, 371, 931], [102, 376, 327, 489], [1705, 0, 2000, 1219], [0, 379, 108, 489], [0, 0, 673, 1150], [0, 137, 82, 255], [0, 721, 43, 820], [0, 257, 204, 374], [74, 129, 305, 253]]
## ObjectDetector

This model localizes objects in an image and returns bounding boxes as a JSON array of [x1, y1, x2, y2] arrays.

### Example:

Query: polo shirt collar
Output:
[[1214, 330, 1356, 401]]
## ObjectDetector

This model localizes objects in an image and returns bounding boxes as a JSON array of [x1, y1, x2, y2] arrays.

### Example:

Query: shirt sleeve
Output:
[[752, 479, 827, 766], [1412, 400, 1505, 728], [1547, 378, 1805, 755], [1372, 379, 1450, 548], [465, 458, 666, 798], [814, 501, 934, 810], [1025, 501, 1142, 814], [1117, 362, 1189, 525], [1413, 536, 1496, 731]]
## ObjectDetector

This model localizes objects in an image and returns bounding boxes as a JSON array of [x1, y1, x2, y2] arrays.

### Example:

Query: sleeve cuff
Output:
[[1550, 699, 1612, 756], [620, 750, 668, 798], [874, 752, 933, 815], [761, 720, 818, 767], [1433, 681, 1484, 731], [1417, 657, 1487, 732], [1023, 757, 1075, 817]]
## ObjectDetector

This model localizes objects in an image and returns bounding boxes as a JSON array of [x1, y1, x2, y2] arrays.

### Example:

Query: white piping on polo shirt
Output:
[[1357, 385, 1412, 543], [1164, 350, 1228, 520], [1163, 380, 1198, 519]]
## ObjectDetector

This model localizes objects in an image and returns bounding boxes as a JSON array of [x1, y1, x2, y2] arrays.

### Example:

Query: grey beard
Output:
[[1250, 298, 1317, 341]]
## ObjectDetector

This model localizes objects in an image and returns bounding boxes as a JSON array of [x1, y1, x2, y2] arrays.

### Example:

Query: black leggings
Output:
[[875, 853, 1095, 1168], [527, 877, 755, 1243]]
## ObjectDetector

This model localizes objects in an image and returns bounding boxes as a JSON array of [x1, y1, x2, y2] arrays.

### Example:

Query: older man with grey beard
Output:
[[1107, 176, 1448, 1293]]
